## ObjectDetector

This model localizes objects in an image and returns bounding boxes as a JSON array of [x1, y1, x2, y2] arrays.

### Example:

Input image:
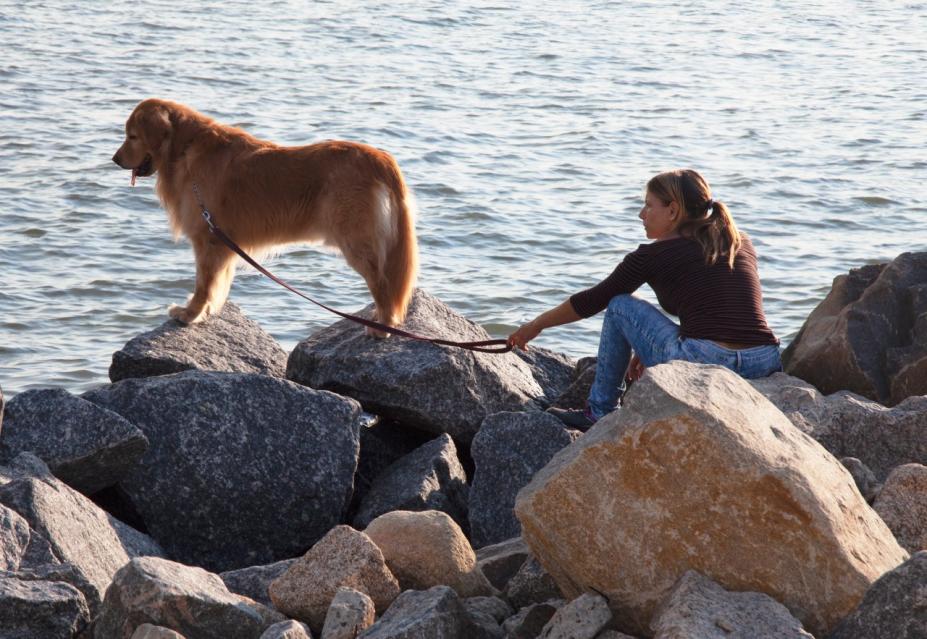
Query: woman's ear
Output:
[[669, 200, 680, 220]]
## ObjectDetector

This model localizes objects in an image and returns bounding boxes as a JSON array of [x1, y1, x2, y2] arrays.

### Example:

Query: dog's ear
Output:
[[138, 105, 172, 154], [167, 108, 202, 161]]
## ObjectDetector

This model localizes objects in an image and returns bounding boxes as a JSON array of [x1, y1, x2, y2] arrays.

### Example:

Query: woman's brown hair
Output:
[[646, 169, 741, 268]]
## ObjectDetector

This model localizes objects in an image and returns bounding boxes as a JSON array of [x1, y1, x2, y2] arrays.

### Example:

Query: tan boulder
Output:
[[365, 510, 495, 597], [515, 361, 908, 637], [873, 463, 927, 552], [268, 525, 400, 632]]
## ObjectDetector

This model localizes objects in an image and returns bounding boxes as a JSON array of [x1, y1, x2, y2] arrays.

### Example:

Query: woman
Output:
[[507, 169, 781, 429]]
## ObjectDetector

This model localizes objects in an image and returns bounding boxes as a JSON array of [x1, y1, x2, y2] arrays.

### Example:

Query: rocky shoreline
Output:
[[1, 251, 926, 638]]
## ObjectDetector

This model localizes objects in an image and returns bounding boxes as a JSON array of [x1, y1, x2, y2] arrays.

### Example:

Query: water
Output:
[[1, 2, 925, 396]]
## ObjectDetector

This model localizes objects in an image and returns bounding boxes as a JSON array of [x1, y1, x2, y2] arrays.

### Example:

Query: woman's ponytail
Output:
[[647, 169, 741, 268]]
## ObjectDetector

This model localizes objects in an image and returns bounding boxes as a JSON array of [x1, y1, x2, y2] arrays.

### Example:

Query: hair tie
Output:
[[705, 198, 715, 212]]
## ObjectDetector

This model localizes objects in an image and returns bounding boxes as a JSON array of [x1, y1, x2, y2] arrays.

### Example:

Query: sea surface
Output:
[[1, 2, 925, 396]]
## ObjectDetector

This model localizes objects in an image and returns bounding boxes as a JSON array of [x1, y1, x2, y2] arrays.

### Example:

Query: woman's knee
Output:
[[605, 294, 637, 317]]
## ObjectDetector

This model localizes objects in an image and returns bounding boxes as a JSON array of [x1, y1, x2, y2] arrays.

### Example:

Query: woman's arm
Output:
[[507, 299, 583, 350]]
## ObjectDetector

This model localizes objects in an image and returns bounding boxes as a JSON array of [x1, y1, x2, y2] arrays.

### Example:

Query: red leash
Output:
[[192, 185, 512, 353]]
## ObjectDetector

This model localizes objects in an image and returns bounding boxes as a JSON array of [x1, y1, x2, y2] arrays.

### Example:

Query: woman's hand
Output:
[[507, 320, 542, 351], [626, 354, 646, 382]]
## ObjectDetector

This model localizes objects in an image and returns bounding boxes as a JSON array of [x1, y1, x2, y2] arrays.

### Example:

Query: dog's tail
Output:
[[375, 154, 419, 326]]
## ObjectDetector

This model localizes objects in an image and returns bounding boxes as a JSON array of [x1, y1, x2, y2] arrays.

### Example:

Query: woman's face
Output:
[[639, 191, 680, 240]]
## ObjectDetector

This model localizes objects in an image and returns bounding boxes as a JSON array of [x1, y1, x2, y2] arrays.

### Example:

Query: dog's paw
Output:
[[365, 325, 391, 339], [168, 304, 205, 325]]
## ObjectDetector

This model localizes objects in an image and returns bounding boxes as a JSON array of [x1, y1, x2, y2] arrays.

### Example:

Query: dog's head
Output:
[[112, 99, 198, 184]]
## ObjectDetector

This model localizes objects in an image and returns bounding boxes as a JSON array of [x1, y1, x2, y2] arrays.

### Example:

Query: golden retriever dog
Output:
[[112, 98, 418, 335]]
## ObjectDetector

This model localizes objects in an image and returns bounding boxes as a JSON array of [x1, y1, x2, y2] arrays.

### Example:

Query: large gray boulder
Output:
[[0, 503, 33, 571], [110, 301, 287, 382], [94, 556, 285, 639], [470, 412, 580, 548], [783, 252, 927, 405], [0, 453, 164, 613], [828, 551, 927, 639], [83, 370, 362, 572], [286, 289, 544, 443], [0, 575, 91, 638], [0, 388, 148, 494], [2, 561, 102, 620], [538, 592, 612, 639], [513, 346, 576, 407], [358, 585, 489, 639], [353, 433, 469, 531], [650, 571, 812, 638], [751, 372, 927, 481], [475, 536, 530, 591]]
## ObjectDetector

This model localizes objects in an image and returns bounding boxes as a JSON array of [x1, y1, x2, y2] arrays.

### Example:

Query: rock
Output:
[[261, 620, 314, 639], [94, 556, 284, 639], [650, 571, 812, 638], [0, 503, 32, 570], [502, 600, 564, 639], [470, 412, 580, 547], [464, 595, 513, 623], [83, 370, 362, 571], [0, 453, 165, 612], [539, 592, 612, 639], [353, 433, 469, 531], [0, 388, 149, 494], [220, 558, 297, 608], [513, 346, 576, 406], [515, 361, 908, 637], [594, 632, 637, 639], [365, 510, 495, 597], [0, 575, 91, 638], [782, 252, 927, 405], [322, 586, 376, 639], [475, 536, 530, 591], [131, 624, 187, 639], [840, 457, 881, 503], [353, 420, 433, 515], [269, 525, 400, 632], [873, 464, 927, 553], [551, 357, 597, 410], [109, 301, 287, 382], [828, 550, 927, 639], [505, 557, 564, 611], [287, 289, 543, 443], [751, 372, 927, 481], [358, 585, 487, 639], [3, 561, 102, 619]]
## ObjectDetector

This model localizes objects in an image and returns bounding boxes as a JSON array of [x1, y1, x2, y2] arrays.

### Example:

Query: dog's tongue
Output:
[[131, 168, 138, 187]]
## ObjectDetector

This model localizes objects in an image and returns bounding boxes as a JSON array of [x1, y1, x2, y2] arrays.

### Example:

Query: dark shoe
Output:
[[546, 406, 596, 431]]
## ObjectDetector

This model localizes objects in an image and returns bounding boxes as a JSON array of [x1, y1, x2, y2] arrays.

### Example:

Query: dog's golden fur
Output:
[[113, 98, 418, 332]]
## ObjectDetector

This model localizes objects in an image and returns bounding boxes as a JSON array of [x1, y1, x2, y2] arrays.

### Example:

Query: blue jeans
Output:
[[587, 295, 782, 420]]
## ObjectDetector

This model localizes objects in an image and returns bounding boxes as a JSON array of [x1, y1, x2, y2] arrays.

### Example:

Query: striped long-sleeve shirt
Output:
[[569, 234, 779, 346]]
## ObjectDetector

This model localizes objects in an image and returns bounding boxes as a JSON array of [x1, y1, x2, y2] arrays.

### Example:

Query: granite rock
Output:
[[84, 370, 362, 571], [0, 388, 148, 494], [0, 575, 91, 638], [504, 557, 563, 611], [470, 411, 580, 547], [358, 585, 489, 639], [321, 586, 376, 639], [513, 346, 576, 407], [0, 453, 165, 614], [475, 536, 530, 591], [840, 457, 881, 503], [131, 624, 187, 639], [516, 361, 908, 637], [782, 252, 927, 405], [751, 372, 927, 481], [539, 592, 612, 639], [365, 510, 495, 597], [220, 558, 297, 608], [353, 433, 469, 532], [502, 600, 564, 639], [551, 357, 597, 410], [94, 556, 285, 639], [828, 550, 927, 639], [109, 301, 287, 382], [873, 463, 927, 553], [287, 289, 544, 443], [261, 620, 314, 639], [650, 571, 813, 638], [269, 525, 400, 633]]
